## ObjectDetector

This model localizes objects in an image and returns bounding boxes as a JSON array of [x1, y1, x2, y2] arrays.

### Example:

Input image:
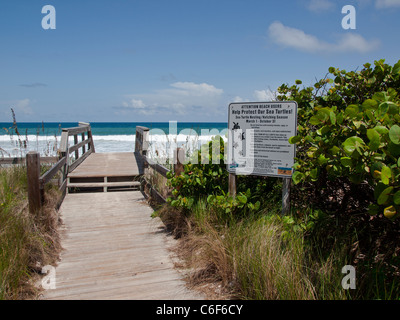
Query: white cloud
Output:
[[8, 99, 33, 115], [306, 0, 335, 12], [375, 0, 400, 8], [123, 99, 146, 109], [253, 89, 277, 101], [120, 82, 224, 116], [268, 21, 379, 54], [232, 96, 246, 103]]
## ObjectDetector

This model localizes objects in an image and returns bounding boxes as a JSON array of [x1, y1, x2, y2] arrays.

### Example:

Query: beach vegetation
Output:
[[160, 59, 400, 300]]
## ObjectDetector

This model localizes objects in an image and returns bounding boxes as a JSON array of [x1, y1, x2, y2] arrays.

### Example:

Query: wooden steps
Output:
[[66, 152, 144, 193], [68, 177, 141, 193]]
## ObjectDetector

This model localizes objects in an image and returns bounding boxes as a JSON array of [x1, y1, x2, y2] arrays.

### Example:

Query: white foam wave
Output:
[[0, 133, 226, 157]]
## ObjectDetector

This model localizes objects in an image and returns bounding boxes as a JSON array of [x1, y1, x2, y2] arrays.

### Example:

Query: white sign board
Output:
[[227, 101, 298, 177]]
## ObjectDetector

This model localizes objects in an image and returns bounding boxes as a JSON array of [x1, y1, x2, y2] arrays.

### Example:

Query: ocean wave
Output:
[[0, 133, 226, 157]]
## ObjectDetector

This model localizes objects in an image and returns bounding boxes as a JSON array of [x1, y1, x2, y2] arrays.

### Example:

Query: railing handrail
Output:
[[27, 122, 95, 214], [58, 123, 95, 174], [135, 126, 149, 156]]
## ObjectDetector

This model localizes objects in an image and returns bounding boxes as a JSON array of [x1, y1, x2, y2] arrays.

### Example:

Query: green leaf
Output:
[[317, 154, 328, 165], [393, 190, 400, 205], [384, 206, 397, 219], [345, 105, 359, 118], [336, 112, 344, 125], [367, 128, 381, 151], [377, 186, 393, 205], [309, 110, 329, 125], [329, 111, 336, 125], [237, 194, 247, 204], [329, 146, 340, 155], [292, 171, 304, 185], [289, 135, 301, 144], [393, 61, 400, 75], [362, 99, 378, 110], [387, 102, 399, 115], [310, 168, 319, 180], [378, 102, 389, 118], [381, 166, 392, 185], [389, 125, 400, 144], [374, 125, 389, 135], [342, 136, 365, 155], [340, 157, 352, 167]]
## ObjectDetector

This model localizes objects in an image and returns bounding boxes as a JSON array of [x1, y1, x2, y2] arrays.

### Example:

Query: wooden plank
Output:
[[66, 126, 90, 135], [143, 156, 170, 177], [26, 152, 42, 214], [68, 181, 140, 188], [40, 156, 66, 185], [68, 152, 142, 178], [74, 134, 79, 160], [42, 191, 204, 300], [68, 138, 91, 154], [59, 130, 69, 153], [68, 149, 92, 173], [0, 156, 58, 165], [174, 148, 185, 176]]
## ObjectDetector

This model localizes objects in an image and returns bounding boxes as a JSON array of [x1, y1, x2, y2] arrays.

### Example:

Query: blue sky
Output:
[[0, 0, 399, 123]]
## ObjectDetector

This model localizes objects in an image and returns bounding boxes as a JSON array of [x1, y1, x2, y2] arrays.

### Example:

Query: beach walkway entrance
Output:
[[37, 124, 203, 300]]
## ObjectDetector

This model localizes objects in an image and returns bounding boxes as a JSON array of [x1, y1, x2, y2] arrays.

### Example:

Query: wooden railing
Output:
[[26, 122, 95, 214], [134, 126, 185, 203], [135, 126, 149, 156], [0, 156, 57, 165], [59, 122, 95, 173]]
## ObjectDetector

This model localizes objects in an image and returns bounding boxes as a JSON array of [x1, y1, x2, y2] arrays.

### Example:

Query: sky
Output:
[[0, 0, 399, 123]]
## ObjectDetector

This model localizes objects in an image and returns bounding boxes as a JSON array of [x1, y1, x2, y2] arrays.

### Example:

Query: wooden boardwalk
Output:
[[68, 152, 144, 178], [43, 191, 204, 300], [67, 152, 144, 192], [33, 125, 204, 299]]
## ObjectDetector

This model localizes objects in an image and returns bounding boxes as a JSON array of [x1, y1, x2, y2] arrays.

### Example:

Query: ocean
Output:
[[0, 122, 228, 159]]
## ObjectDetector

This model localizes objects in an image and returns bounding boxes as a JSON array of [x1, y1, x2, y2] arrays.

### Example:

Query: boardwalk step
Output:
[[68, 181, 141, 188]]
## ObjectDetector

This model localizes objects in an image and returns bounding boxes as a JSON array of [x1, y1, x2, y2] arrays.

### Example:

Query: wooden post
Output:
[[74, 134, 79, 160], [282, 177, 291, 215], [27, 152, 42, 214], [81, 132, 86, 154], [228, 173, 237, 198], [174, 148, 185, 176]]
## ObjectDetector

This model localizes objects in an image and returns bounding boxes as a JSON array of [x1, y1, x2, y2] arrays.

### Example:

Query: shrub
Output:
[[280, 59, 400, 219]]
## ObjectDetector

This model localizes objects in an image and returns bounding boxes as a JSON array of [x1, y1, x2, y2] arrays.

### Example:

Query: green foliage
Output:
[[207, 189, 260, 218], [279, 59, 400, 219], [166, 136, 263, 216], [166, 136, 228, 210]]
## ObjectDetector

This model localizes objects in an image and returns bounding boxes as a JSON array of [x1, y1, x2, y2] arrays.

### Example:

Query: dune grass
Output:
[[156, 198, 350, 300], [0, 165, 62, 300]]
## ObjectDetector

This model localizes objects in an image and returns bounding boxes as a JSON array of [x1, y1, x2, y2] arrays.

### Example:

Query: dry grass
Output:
[[155, 199, 348, 300], [0, 165, 62, 300]]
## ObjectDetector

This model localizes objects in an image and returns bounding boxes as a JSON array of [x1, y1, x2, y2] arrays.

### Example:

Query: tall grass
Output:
[[157, 199, 350, 300], [0, 165, 62, 300]]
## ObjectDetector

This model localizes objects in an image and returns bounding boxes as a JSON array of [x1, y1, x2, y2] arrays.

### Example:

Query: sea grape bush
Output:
[[280, 59, 400, 219], [166, 136, 228, 210], [166, 136, 261, 215]]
